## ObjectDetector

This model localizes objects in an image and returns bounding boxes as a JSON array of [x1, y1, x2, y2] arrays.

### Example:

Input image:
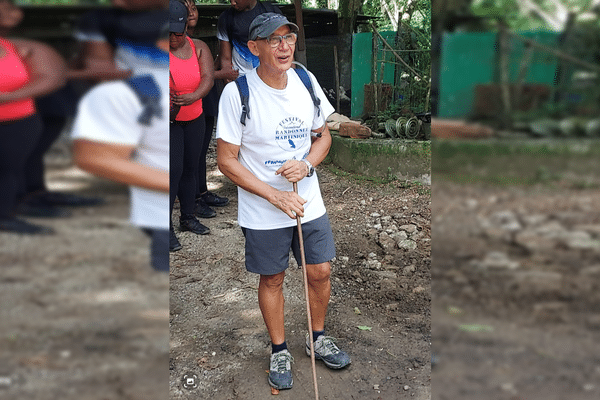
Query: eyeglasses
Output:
[[259, 32, 297, 48]]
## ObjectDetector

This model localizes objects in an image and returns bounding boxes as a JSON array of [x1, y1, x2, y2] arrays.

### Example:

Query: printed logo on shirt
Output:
[[275, 117, 309, 152]]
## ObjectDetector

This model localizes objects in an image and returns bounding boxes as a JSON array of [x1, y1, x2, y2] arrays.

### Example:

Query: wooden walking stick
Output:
[[293, 182, 320, 400]]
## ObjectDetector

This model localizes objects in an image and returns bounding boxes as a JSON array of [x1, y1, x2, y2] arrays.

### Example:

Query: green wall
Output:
[[438, 31, 559, 118], [351, 31, 397, 118]]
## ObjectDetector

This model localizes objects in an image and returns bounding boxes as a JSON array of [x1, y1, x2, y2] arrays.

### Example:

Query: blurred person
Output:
[[0, 0, 66, 234], [216, 13, 350, 391], [71, 26, 170, 273], [18, 0, 170, 217], [169, 0, 214, 251], [74, 0, 169, 78], [215, 0, 282, 83]]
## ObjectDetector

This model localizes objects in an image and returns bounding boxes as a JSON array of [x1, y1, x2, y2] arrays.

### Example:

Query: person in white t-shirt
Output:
[[70, 32, 170, 273], [216, 13, 350, 391]]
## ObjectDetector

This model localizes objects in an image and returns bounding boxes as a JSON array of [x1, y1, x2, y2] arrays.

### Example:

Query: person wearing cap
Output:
[[169, 0, 214, 251], [216, 12, 351, 391]]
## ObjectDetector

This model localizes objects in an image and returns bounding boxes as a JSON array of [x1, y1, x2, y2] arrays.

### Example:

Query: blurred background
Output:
[[431, 0, 600, 399], [0, 1, 169, 399]]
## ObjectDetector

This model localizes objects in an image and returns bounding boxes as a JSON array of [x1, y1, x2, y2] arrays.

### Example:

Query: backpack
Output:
[[234, 62, 321, 126], [125, 75, 163, 126]]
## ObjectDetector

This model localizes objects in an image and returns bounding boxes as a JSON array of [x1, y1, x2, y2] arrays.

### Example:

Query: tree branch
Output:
[[380, 0, 398, 31], [517, 0, 565, 30]]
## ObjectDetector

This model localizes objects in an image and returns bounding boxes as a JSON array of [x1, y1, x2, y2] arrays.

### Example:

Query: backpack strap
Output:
[[234, 74, 250, 126], [125, 76, 162, 126], [292, 62, 321, 118], [234, 64, 321, 126]]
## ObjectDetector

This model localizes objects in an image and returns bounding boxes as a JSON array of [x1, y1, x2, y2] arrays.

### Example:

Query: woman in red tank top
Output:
[[0, 0, 66, 234], [169, 0, 215, 250]]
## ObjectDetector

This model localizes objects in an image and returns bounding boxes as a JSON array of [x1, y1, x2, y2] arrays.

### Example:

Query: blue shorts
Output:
[[241, 213, 336, 276]]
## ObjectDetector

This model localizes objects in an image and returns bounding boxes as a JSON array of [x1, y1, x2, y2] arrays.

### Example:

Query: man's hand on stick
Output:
[[269, 189, 306, 219], [276, 160, 308, 183]]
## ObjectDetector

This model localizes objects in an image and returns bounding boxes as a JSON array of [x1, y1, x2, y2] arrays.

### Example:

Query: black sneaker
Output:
[[170, 227, 182, 252], [0, 218, 54, 235], [199, 191, 229, 207], [16, 203, 71, 218], [30, 191, 105, 207], [179, 217, 210, 235], [195, 198, 216, 218]]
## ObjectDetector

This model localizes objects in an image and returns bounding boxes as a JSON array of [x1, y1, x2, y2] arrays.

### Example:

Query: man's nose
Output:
[[278, 38, 292, 51]]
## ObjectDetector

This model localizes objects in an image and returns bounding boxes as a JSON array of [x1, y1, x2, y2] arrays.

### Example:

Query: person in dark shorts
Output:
[[216, 12, 350, 391], [71, 29, 170, 273]]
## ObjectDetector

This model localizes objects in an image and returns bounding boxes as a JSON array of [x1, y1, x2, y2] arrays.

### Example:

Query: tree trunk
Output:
[[337, 0, 361, 90]]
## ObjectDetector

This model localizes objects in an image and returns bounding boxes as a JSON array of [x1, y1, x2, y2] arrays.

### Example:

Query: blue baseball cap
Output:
[[249, 13, 299, 41], [169, 0, 187, 33]]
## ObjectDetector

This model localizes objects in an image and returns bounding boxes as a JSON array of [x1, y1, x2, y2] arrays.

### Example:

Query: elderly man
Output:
[[216, 13, 350, 391]]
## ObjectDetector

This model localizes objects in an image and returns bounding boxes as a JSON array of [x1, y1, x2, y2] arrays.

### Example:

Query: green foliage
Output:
[[470, 0, 600, 31], [16, 0, 112, 4], [195, 0, 236, 4]]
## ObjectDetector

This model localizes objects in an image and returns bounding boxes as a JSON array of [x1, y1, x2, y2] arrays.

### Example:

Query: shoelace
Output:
[[319, 336, 340, 354], [273, 352, 293, 373]]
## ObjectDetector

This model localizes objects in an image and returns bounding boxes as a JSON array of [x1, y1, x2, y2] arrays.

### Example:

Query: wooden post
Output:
[[513, 44, 533, 111], [370, 22, 422, 80], [334, 45, 340, 112], [498, 21, 512, 129], [293, 0, 307, 67], [372, 30, 379, 115]]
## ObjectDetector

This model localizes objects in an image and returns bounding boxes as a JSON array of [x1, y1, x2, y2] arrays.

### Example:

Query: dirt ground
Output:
[[169, 140, 431, 399], [0, 151, 169, 400], [432, 156, 600, 399]]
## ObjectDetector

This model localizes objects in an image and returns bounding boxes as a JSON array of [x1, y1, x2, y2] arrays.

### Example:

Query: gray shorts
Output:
[[241, 213, 336, 275]]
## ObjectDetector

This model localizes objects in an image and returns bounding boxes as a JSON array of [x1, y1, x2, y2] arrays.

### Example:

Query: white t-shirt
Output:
[[71, 71, 169, 230], [217, 67, 335, 230]]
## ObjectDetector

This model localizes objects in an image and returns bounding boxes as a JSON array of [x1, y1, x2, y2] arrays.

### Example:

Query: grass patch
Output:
[[324, 163, 394, 185], [432, 139, 600, 188], [324, 162, 431, 196]]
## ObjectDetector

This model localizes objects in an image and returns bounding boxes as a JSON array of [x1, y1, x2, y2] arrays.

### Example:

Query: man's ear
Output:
[[248, 40, 260, 57]]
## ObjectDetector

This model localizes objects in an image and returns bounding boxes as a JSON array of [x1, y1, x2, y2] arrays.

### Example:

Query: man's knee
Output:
[[260, 271, 286, 289], [307, 262, 331, 284]]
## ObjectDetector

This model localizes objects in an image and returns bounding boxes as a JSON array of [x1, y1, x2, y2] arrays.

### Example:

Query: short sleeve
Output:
[[215, 81, 243, 146], [216, 11, 230, 42], [71, 82, 143, 146]]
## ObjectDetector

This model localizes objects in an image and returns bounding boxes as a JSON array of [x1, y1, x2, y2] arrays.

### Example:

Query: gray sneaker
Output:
[[268, 349, 293, 390], [306, 333, 351, 369]]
